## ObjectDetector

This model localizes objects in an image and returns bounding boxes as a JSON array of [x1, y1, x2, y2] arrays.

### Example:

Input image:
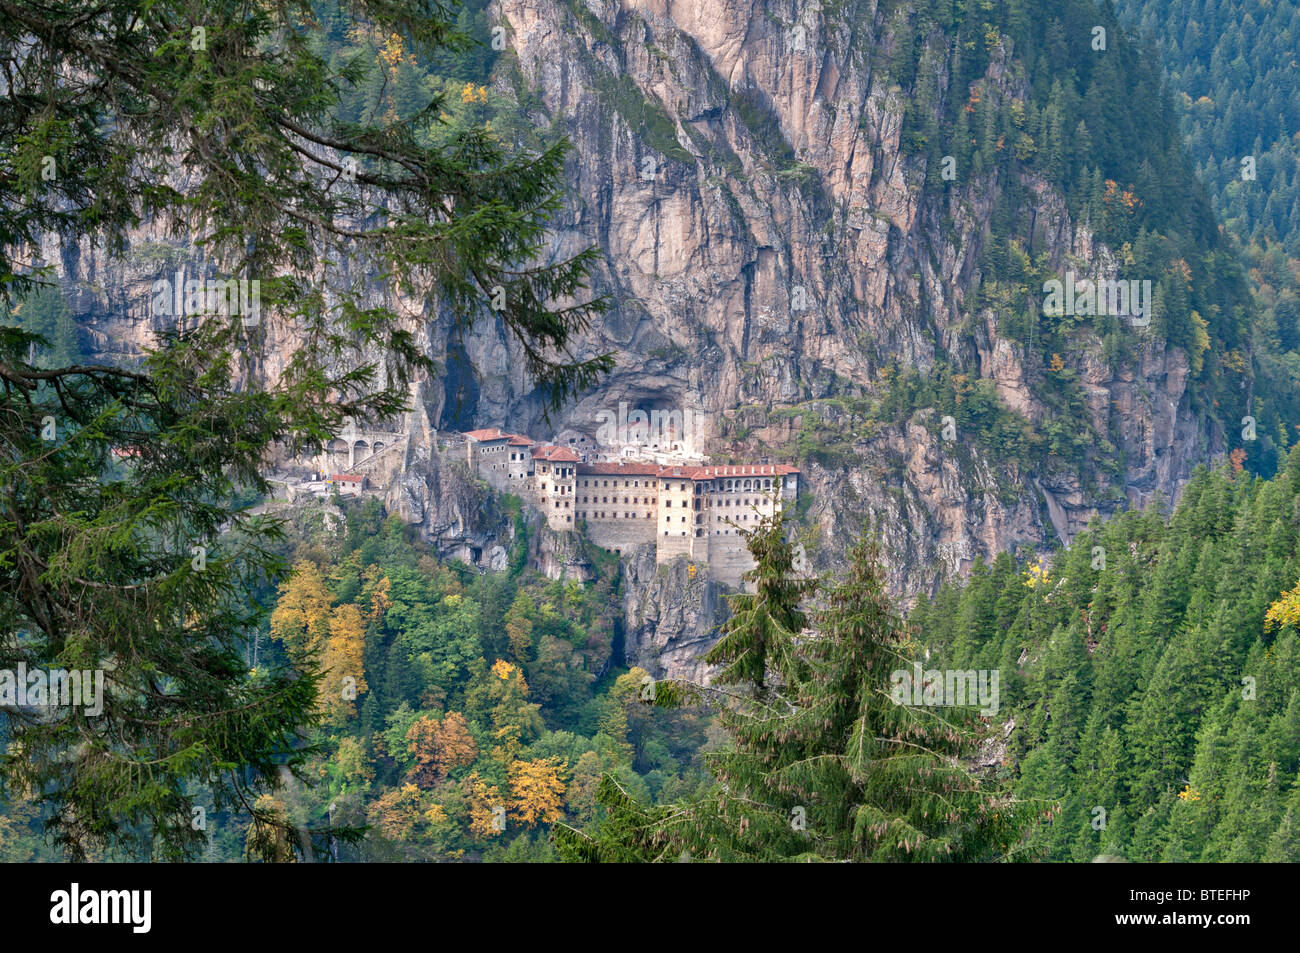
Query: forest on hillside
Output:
[[1, 0, 1298, 874], [1116, 0, 1300, 467], [914, 453, 1300, 861]]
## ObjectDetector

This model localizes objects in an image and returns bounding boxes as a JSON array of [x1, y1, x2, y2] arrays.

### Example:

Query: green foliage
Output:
[[916, 448, 1300, 860], [1113, 0, 1300, 469], [892, 0, 1261, 473], [594, 74, 694, 167], [242, 497, 712, 862], [0, 285, 80, 367], [702, 512, 814, 697], [0, 0, 611, 860], [559, 512, 1029, 862]]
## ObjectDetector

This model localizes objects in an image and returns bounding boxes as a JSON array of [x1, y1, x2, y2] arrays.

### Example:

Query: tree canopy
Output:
[[0, 0, 608, 859]]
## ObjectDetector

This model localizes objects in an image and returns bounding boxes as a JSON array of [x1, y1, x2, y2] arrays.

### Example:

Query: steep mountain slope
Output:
[[474, 0, 1252, 595], [37, 0, 1259, 603], [913, 451, 1300, 861], [1115, 0, 1300, 466]]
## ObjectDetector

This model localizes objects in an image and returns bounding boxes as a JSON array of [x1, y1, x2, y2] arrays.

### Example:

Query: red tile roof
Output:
[[465, 428, 533, 446], [663, 464, 800, 481], [532, 445, 580, 462], [465, 428, 798, 480], [575, 462, 800, 480]]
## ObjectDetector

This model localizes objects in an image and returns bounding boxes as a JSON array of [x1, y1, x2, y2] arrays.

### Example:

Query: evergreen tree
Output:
[[0, 0, 609, 859], [778, 535, 1026, 861], [556, 523, 1032, 862]]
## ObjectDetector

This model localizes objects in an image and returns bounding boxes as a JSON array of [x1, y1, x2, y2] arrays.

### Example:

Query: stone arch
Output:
[[353, 439, 370, 464], [327, 438, 349, 471]]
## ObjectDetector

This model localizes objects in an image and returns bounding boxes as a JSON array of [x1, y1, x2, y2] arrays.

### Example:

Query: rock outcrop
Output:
[[621, 546, 727, 684], [43, 0, 1227, 680], [477, 0, 1216, 605]]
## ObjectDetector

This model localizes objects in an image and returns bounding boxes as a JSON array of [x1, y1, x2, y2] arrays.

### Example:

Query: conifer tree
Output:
[[556, 520, 1031, 862], [702, 500, 815, 699], [777, 534, 1026, 861], [0, 0, 608, 859]]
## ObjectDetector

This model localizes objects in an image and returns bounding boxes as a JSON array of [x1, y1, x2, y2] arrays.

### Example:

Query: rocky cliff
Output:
[[478, 0, 1218, 600], [621, 544, 727, 684], [42, 0, 1230, 681]]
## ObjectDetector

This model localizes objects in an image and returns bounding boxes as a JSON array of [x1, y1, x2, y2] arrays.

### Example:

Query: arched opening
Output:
[[327, 438, 349, 471]]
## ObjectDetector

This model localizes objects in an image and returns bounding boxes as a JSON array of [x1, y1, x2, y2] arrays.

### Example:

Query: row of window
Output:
[[573, 502, 769, 517], [492, 468, 787, 494], [571, 495, 771, 507], [575, 477, 781, 492]]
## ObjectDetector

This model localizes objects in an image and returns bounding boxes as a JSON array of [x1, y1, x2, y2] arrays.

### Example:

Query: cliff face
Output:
[[46, 1, 1223, 681], [481, 0, 1216, 600], [621, 545, 726, 684], [387, 444, 514, 568]]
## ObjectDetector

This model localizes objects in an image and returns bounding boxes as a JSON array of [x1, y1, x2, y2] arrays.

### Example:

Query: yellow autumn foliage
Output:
[[508, 757, 567, 827], [1265, 578, 1300, 632], [1023, 561, 1051, 589]]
